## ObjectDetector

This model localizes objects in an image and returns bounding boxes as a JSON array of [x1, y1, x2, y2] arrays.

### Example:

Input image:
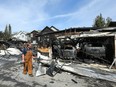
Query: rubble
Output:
[[35, 63, 46, 77], [0, 40, 22, 56], [6, 48, 22, 55], [0, 31, 116, 87], [35, 51, 116, 83], [0, 55, 116, 87], [0, 48, 22, 56]]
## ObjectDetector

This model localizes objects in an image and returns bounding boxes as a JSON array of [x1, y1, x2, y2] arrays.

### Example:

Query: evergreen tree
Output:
[[4, 25, 8, 34], [3, 24, 12, 40], [93, 14, 112, 27], [8, 24, 12, 38], [0, 31, 4, 40], [9, 24, 12, 35], [4, 25, 9, 40], [93, 14, 105, 27]]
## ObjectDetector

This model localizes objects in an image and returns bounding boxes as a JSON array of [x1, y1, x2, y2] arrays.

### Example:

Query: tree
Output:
[[8, 24, 12, 38], [4, 25, 8, 40], [105, 17, 112, 27], [93, 13, 112, 27], [0, 31, 4, 40], [4, 25, 8, 34], [3, 24, 12, 40], [9, 24, 12, 35]]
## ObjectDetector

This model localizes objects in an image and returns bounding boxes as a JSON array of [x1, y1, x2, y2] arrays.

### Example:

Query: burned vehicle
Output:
[[61, 45, 77, 59], [83, 42, 106, 58], [52, 37, 77, 60], [77, 36, 115, 64], [52, 35, 115, 64]]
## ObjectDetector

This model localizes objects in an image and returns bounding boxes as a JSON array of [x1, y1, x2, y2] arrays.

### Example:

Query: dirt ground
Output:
[[0, 56, 116, 87]]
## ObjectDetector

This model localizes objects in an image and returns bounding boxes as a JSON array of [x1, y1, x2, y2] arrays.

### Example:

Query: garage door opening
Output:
[[77, 36, 115, 64]]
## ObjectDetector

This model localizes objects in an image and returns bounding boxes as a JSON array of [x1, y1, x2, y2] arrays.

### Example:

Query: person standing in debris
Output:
[[22, 43, 34, 77]]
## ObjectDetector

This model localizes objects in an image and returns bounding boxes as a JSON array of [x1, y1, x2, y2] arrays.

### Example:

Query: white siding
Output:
[[12, 31, 28, 41]]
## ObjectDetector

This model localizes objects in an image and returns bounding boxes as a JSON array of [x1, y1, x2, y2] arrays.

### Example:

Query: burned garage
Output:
[[46, 27, 115, 66], [76, 36, 115, 64]]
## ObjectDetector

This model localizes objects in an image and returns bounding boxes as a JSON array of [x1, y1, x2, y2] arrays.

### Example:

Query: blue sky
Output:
[[0, 0, 116, 32]]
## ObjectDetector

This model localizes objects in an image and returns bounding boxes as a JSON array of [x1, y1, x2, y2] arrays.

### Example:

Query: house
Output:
[[37, 26, 59, 47], [29, 30, 40, 44], [26, 33, 31, 42], [12, 31, 28, 41]]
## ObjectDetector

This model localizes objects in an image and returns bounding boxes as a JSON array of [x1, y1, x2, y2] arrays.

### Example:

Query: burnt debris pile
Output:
[[0, 40, 24, 59], [51, 36, 115, 65]]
